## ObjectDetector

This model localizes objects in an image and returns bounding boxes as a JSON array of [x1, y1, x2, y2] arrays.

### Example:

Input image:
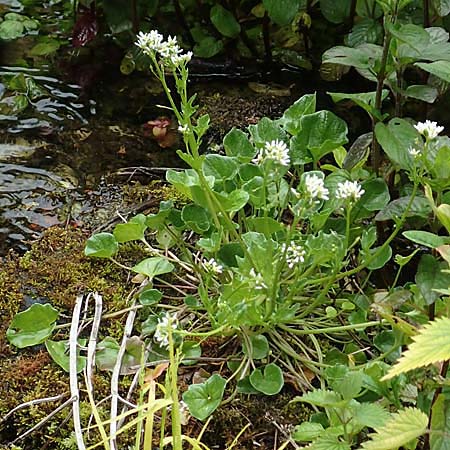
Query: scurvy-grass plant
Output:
[[5, 26, 450, 450]]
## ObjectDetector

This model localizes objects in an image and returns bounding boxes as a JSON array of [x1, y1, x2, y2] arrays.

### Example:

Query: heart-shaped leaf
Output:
[[182, 374, 226, 420], [84, 232, 119, 258], [45, 339, 87, 373], [249, 363, 284, 395], [132, 257, 174, 280]]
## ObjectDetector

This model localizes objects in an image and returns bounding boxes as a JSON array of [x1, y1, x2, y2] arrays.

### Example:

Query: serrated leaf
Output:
[[361, 408, 428, 450], [351, 403, 390, 429], [294, 389, 343, 407], [430, 394, 450, 450], [306, 435, 351, 450], [382, 317, 450, 380], [292, 422, 324, 442]]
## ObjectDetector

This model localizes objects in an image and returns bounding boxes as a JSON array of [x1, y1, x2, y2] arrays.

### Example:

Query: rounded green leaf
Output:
[[360, 178, 390, 211], [242, 334, 269, 360], [113, 222, 146, 242], [138, 289, 163, 306], [84, 233, 119, 258], [320, 0, 351, 24], [194, 37, 223, 58], [6, 303, 59, 348], [181, 204, 211, 234], [132, 257, 174, 280], [223, 128, 255, 161], [366, 244, 392, 270], [263, 0, 301, 26], [0, 20, 24, 40], [45, 339, 87, 373], [203, 154, 239, 181], [249, 363, 284, 395], [182, 374, 226, 420], [210, 4, 240, 38]]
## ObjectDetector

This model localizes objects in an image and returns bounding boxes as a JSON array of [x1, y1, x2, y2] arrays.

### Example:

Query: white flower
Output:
[[304, 174, 329, 201], [408, 147, 421, 158], [154, 312, 178, 349], [249, 268, 267, 290], [159, 35, 181, 58], [280, 241, 306, 269], [203, 258, 223, 275], [170, 51, 193, 66], [414, 120, 444, 140], [178, 124, 189, 134], [252, 140, 290, 166], [336, 180, 364, 201], [136, 30, 163, 55]]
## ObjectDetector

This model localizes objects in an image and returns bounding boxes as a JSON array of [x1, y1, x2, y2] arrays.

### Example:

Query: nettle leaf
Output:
[[84, 232, 119, 258], [292, 422, 324, 442], [375, 196, 432, 221], [6, 303, 59, 348], [351, 403, 390, 429], [249, 363, 284, 395], [203, 154, 239, 181], [262, 0, 301, 26], [403, 230, 449, 248], [430, 394, 450, 450], [210, 4, 240, 38], [375, 119, 418, 170], [182, 374, 226, 420], [307, 436, 351, 450], [45, 339, 87, 373], [416, 254, 450, 305], [383, 317, 450, 380], [278, 93, 316, 135], [320, 0, 352, 24], [335, 370, 364, 399], [242, 334, 269, 360], [293, 389, 343, 408], [132, 257, 174, 280], [223, 128, 255, 161], [181, 204, 211, 233], [362, 408, 428, 450]]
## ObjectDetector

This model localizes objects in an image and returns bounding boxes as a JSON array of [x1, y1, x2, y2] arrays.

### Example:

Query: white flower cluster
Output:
[[304, 174, 329, 201], [203, 258, 223, 275], [252, 140, 290, 166], [136, 31, 192, 67], [154, 312, 178, 349], [249, 268, 267, 290], [414, 120, 444, 140], [281, 241, 306, 269], [408, 146, 421, 159], [336, 180, 364, 201]]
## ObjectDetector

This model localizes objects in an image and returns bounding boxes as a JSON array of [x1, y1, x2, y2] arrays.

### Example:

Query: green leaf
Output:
[[210, 4, 240, 38], [434, 0, 450, 16], [248, 117, 286, 147], [403, 230, 449, 248], [132, 257, 175, 280], [322, 45, 373, 69], [430, 394, 450, 450], [294, 389, 343, 407], [347, 18, 383, 46], [361, 408, 428, 450], [416, 61, 450, 83], [203, 154, 239, 181], [84, 233, 119, 258], [45, 339, 87, 373], [295, 111, 348, 162], [182, 374, 226, 420], [217, 243, 244, 267], [214, 189, 249, 212], [0, 20, 24, 40], [249, 363, 284, 395], [320, 0, 352, 23], [194, 36, 223, 58], [6, 303, 59, 348], [292, 422, 324, 442], [113, 220, 146, 242], [329, 91, 388, 121], [181, 341, 202, 365], [278, 93, 316, 135], [242, 334, 269, 360], [335, 370, 364, 399], [246, 217, 284, 235], [437, 204, 450, 233], [416, 254, 450, 305], [138, 289, 162, 306], [375, 119, 418, 170], [96, 336, 144, 374], [223, 128, 255, 161], [375, 196, 432, 221], [366, 245, 392, 270], [262, 0, 301, 26], [383, 317, 450, 380], [360, 178, 390, 211], [181, 204, 211, 233], [303, 435, 351, 450], [28, 38, 60, 56], [351, 403, 390, 429], [403, 84, 438, 103]]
